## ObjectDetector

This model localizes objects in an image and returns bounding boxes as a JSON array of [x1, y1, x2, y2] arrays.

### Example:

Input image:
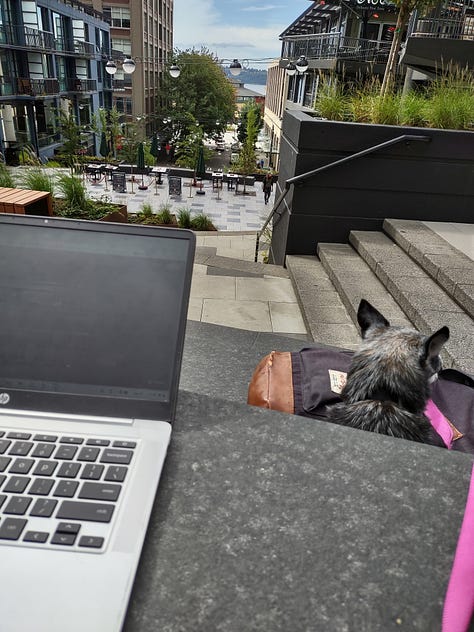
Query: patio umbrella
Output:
[[195, 144, 206, 179], [99, 131, 108, 158], [137, 142, 146, 187], [150, 135, 159, 164]]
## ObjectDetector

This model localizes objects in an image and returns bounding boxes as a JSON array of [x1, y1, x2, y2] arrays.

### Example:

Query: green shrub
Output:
[[56, 173, 89, 210], [349, 92, 377, 123], [314, 77, 348, 121], [177, 207, 192, 229], [371, 93, 400, 125], [18, 147, 41, 166], [55, 200, 114, 221], [141, 202, 153, 218], [155, 205, 173, 225], [399, 92, 427, 127], [0, 163, 15, 188], [424, 70, 474, 129], [191, 213, 216, 231], [321, 67, 474, 130], [21, 168, 55, 195]]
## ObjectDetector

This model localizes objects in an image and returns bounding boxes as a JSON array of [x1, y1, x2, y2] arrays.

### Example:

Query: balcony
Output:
[[0, 25, 55, 50], [0, 77, 60, 97], [281, 33, 392, 68], [53, 38, 100, 58], [73, 39, 99, 57], [62, 78, 98, 93], [402, 12, 474, 72]]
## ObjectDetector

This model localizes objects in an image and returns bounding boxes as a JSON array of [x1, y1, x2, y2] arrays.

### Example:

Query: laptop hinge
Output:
[[0, 408, 134, 425]]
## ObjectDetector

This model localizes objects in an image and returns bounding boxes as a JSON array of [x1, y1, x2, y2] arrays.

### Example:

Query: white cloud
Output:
[[174, 0, 290, 61], [241, 5, 281, 10]]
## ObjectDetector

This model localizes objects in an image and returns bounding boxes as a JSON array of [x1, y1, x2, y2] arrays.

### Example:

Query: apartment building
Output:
[[264, 0, 474, 170], [0, 0, 173, 163], [0, 0, 111, 162], [100, 0, 173, 123]]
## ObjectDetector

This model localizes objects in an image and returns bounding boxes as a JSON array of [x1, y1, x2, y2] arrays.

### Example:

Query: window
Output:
[[103, 7, 130, 29], [112, 38, 131, 57]]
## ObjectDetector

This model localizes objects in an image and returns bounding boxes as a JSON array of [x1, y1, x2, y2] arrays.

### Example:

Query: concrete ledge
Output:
[[350, 231, 474, 374], [317, 243, 412, 329], [384, 219, 474, 318], [286, 255, 360, 349]]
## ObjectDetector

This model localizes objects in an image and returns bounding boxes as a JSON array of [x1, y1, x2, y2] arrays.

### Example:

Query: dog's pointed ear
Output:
[[357, 300, 390, 337], [423, 326, 450, 361]]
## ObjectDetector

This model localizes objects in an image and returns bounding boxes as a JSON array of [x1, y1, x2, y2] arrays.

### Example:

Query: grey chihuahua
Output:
[[327, 300, 450, 443]]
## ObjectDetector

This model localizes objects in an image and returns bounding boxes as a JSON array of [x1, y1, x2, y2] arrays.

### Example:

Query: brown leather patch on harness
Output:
[[247, 351, 294, 414]]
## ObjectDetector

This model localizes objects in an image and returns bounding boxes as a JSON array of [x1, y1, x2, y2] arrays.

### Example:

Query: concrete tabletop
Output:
[[123, 322, 473, 631]]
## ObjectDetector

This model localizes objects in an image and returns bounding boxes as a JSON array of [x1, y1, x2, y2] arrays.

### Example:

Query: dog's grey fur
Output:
[[327, 300, 450, 443]]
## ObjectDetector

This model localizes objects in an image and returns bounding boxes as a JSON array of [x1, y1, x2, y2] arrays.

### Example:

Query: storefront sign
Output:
[[354, 0, 396, 7]]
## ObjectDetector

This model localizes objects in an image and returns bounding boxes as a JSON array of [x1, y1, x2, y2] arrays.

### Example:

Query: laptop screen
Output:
[[0, 216, 195, 422]]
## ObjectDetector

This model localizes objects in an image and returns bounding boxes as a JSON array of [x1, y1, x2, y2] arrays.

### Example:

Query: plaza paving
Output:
[[84, 164, 270, 233]]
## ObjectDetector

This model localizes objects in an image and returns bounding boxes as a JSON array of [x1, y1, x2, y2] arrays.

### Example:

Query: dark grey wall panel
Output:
[[270, 110, 474, 265]]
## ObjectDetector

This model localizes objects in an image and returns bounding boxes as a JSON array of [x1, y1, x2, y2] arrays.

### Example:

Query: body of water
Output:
[[245, 83, 266, 96]]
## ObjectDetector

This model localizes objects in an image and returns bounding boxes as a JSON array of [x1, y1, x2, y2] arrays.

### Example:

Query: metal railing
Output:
[[24, 26, 55, 49], [0, 77, 60, 97], [0, 24, 55, 49], [412, 15, 474, 39], [255, 134, 431, 263], [282, 33, 393, 65], [63, 78, 97, 92]]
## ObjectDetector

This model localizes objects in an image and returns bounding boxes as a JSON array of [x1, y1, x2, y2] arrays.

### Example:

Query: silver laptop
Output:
[[0, 214, 195, 631]]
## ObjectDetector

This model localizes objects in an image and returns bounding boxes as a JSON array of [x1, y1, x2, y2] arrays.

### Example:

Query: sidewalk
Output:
[[190, 233, 308, 338]]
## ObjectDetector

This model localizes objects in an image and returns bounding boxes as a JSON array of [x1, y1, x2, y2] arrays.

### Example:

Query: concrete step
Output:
[[349, 230, 474, 374], [195, 249, 289, 279], [384, 219, 474, 318], [317, 243, 413, 329], [286, 255, 360, 349]]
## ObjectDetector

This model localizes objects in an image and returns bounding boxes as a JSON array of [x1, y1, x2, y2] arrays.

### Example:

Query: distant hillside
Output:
[[225, 67, 267, 85]]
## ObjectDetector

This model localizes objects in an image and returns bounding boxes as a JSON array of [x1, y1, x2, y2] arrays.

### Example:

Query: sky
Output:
[[173, 0, 311, 69]]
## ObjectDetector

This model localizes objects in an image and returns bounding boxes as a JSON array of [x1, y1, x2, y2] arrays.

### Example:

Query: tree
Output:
[[380, 0, 435, 96], [57, 107, 84, 170], [235, 108, 259, 193], [237, 100, 263, 145], [95, 107, 122, 158], [175, 122, 212, 172], [156, 48, 236, 144]]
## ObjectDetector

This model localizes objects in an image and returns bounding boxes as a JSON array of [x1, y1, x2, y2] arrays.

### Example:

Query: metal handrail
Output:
[[255, 134, 431, 262]]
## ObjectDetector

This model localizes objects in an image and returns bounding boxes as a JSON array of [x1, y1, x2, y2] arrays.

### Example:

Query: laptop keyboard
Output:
[[0, 429, 136, 552]]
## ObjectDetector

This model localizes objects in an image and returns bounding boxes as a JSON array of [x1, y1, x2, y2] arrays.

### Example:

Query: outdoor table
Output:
[[104, 164, 118, 181], [211, 172, 223, 189], [226, 172, 239, 190], [85, 164, 104, 182], [151, 166, 168, 185]]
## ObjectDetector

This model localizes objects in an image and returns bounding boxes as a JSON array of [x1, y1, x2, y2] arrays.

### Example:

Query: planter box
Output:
[[99, 205, 127, 223], [270, 110, 474, 265]]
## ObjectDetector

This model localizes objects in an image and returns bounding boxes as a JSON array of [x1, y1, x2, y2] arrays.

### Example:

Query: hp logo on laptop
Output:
[[0, 393, 10, 405]]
